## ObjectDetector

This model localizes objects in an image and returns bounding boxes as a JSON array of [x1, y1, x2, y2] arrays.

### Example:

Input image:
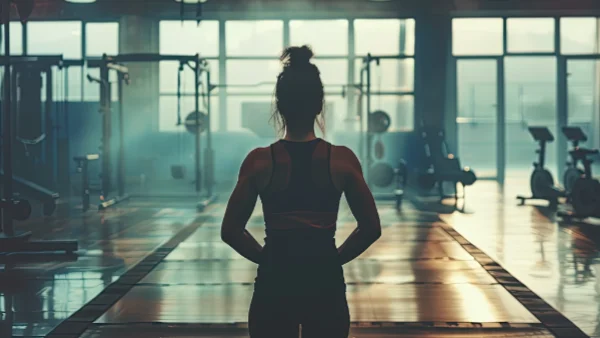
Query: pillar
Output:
[[119, 15, 159, 132], [414, 11, 454, 146]]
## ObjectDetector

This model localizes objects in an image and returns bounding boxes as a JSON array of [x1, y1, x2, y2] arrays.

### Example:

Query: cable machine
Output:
[[0, 0, 77, 254], [0, 55, 83, 216], [87, 54, 217, 211], [357, 54, 408, 209]]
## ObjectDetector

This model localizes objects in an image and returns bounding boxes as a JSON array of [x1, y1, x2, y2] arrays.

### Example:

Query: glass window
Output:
[[567, 60, 599, 123], [356, 19, 402, 56], [355, 58, 414, 92], [83, 68, 118, 101], [159, 96, 219, 132], [507, 18, 554, 53], [86, 22, 119, 57], [160, 21, 219, 57], [364, 95, 414, 132], [402, 19, 416, 56], [322, 95, 348, 135], [452, 18, 503, 56], [0, 22, 23, 55], [312, 59, 347, 87], [226, 60, 280, 93], [85, 22, 118, 57], [227, 96, 273, 131], [290, 20, 348, 56], [226, 21, 283, 56], [28, 21, 83, 59], [456, 59, 498, 178], [41, 67, 82, 102], [505, 57, 557, 174], [456, 60, 497, 120], [561, 18, 600, 55], [159, 60, 219, 94]]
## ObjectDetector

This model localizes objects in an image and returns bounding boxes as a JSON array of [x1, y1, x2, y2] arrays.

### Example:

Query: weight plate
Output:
[[369, 162, 395, 188], [563, 167, 583, 194], [12, 199, 32, 221], [571, 179, 600, 217], [368, 110, 391, 134], [461, 169, 477, 186], [531, 169, 554, 198], [184, 111, 208, 134]]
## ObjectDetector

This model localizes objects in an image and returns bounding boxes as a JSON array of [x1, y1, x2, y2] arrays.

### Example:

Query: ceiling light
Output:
[[174, 0, 208, 3], [65, 0, 97, 3]]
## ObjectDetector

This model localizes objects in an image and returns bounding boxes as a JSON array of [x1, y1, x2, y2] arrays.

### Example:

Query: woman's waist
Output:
[[263, 210, 338, 231], [261, 236, 338, 262], [262, 240, 337, 256]]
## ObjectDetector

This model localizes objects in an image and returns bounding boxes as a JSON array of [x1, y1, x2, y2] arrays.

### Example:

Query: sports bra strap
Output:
[[263, 142, 291, 194], [311, 140, 332, 188]]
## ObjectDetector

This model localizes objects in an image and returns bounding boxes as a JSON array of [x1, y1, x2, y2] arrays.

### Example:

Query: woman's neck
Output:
[[283, 130, 317, 142]]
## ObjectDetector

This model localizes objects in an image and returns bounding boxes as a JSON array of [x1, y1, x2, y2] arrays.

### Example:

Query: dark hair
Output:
[[271, 45, 325, 136]]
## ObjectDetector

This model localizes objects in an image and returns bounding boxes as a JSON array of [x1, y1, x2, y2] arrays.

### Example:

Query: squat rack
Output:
[[0, 4, 77, 254], [87, 53, 216, 210]]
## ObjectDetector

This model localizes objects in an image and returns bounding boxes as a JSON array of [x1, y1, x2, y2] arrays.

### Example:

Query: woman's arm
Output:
[[221, 150, 263, 264], [334, 147, 382, 265]]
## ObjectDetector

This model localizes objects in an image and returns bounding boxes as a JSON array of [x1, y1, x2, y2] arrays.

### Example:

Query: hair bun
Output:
[[281, 45, 314, 68]]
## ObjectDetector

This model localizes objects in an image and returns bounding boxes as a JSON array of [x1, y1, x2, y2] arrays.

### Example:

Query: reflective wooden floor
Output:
[[441, 179, 600, 338], [0, 183, 593, 337]]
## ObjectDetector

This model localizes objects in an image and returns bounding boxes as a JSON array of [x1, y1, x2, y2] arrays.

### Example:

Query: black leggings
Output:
[[248, 288, 350, 338]]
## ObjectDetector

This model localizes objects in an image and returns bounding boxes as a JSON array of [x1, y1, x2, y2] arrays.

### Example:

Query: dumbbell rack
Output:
[[0, 7, 77, 255]]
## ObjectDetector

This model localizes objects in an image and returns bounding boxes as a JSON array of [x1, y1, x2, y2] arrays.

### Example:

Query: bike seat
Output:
[[570, 147, 599, 159]]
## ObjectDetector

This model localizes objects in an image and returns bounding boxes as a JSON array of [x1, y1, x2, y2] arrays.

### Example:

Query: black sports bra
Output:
[[259, 139, 343, 233]]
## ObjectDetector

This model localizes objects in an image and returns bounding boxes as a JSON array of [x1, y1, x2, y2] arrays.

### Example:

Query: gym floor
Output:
[[1, 181, 599, 338]]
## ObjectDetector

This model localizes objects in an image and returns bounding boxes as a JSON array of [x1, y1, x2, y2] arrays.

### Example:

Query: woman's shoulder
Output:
[[245, 146, 271, 169], [329, 144, 359, 164], [242, 146, 272, 184]]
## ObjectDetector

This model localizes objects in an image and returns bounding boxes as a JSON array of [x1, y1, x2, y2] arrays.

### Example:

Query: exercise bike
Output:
[[559, 145, 600, 219], [517, 127, 565, 208], [562, 126, 588, 197]]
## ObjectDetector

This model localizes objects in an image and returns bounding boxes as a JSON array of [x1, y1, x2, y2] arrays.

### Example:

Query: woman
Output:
[[221, 45, 381, 338]]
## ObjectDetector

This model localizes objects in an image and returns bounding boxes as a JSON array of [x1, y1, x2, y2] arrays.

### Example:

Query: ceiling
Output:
[[20, 0, 600, 20]]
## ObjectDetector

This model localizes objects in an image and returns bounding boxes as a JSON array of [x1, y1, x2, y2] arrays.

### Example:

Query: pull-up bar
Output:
[[87, 53, 208, 68], [0, 55, 84, 68]]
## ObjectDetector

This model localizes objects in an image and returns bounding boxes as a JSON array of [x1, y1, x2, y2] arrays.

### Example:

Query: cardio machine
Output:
[[517, 127, 565, 208], [559, 143, 600, 219], [418, 126, 477, 201], [562, 126, 588, 197]]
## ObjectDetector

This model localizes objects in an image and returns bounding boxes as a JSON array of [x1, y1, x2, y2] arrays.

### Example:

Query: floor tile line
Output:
[[43, 215, 209, 338], [436, 220, 590, 338]]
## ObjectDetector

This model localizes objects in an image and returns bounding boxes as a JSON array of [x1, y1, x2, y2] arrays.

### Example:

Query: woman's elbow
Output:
[[360, 225, 381, 242], [370, 228, 382, 241], [221, 229, 235, 244]]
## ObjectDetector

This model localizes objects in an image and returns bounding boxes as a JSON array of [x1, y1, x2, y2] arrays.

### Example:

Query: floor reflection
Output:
[[0, 199, 201, 337], [441, 179, 600, 337], [94, 200, 538, 329], [0, 191, 566, 337]]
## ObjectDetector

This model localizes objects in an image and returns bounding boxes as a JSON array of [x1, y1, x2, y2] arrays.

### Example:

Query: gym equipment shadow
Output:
[[406, 187, 474, 215]]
